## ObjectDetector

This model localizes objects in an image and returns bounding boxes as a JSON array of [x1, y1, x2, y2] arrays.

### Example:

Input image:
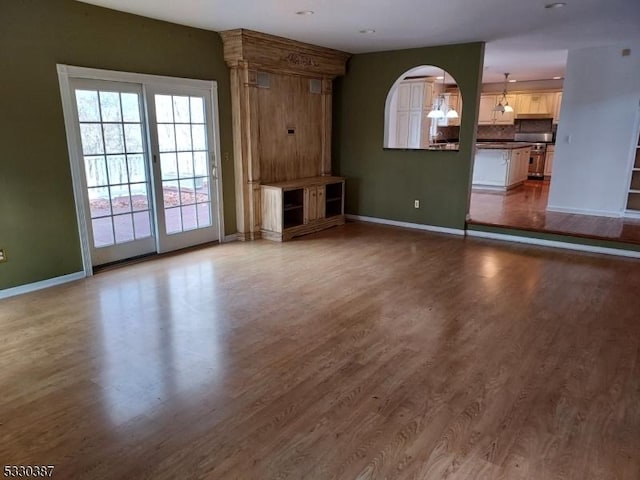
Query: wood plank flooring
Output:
[[469, 180, 640, 244], [1, 222, 640, 479]]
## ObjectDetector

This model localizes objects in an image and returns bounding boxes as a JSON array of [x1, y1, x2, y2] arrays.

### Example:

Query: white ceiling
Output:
[[77, 0, 640, 83]]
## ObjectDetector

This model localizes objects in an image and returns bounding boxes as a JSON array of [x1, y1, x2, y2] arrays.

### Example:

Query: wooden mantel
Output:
[[220, 29, 350, 240]]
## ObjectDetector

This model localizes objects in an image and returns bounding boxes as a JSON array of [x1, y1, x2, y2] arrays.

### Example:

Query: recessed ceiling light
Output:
[[296, 10, 314, 15], [359, 29, 376, 34], [436, 76, 444, 80], [545, 2, 567, 8], [553, 76, 563, 80], [508, 79, 517, 83]]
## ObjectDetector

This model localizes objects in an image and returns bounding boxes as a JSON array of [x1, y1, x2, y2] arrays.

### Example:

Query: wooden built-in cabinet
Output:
[[261, 176, 345, 241], [626, 127, 640, 215], [220, 29, 350, 241]]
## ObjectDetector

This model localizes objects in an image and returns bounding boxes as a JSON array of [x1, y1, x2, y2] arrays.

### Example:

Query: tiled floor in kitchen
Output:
[[469, 180, 640, 245]]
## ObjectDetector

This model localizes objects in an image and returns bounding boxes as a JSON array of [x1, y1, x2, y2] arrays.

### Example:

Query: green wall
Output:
[[333, 42, 485, 229], [0, 0, 235, 290]]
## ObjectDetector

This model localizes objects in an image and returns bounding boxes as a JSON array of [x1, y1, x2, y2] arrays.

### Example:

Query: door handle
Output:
[[210, 153, 217, 179]]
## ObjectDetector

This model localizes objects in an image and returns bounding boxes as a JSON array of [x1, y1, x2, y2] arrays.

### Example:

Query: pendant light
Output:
[[427, 69, 447, 119], [494, 73, 514, 114], [427, 98, 444, 119], [443, 70, 459, 119]]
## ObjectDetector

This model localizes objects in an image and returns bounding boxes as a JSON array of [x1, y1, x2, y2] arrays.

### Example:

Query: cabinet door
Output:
[[396, 83, 412, 110], [305, 186, 318, 223], [409, 83, 425, 109], [507, 150, 520, 186], [396, 112, 410, 148], [553, 92, 563, 124], [544, 150, 554, 176], [478, 95, 497, 124], [316, 185, 326, 219], [521, 148, 531, 181], [423, 81, 435, 110], [408, 111, 422, 148]]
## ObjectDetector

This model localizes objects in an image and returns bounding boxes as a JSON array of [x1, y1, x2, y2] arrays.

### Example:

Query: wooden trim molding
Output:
[[0, 272, 86, 300], [345, 215, 466, 236], [220, 29, 350, 78]]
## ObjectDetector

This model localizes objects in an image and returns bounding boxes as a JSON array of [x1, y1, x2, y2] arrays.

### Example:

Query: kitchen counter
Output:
[[476, 142, 533, 150]]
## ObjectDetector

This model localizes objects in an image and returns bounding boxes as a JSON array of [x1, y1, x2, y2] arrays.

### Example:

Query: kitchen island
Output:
[[472, 143, 532, 191]]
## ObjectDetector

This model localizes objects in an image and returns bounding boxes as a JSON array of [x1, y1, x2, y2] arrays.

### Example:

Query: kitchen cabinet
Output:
[[516, 93, 555, 116], [261, 176, 345, 241], [220, 29, 349, 240], [478, 94, 498, 125], [553, 92, 563, 124], [544, 145, 555, 177], [436, 92, 461, 127], [472, 146, 531, 191], [478, 94, 516, 125], [494, 94, 517, 125], [393, 78, 434, 148]]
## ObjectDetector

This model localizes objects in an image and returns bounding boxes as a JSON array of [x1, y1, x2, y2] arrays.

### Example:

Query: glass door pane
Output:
[[71, 80, 156, 266], [147, 88, 220, 253]]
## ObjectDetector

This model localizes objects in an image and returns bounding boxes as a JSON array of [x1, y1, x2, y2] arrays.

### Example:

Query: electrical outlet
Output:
[[414, 200, 420, 208], [0, 249, 6, 263]]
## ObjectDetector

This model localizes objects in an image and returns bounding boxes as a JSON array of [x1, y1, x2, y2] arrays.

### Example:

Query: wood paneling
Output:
[[220, 29, 349, 240], [257, 74, 322, 184], [2, 222, 640, 478]]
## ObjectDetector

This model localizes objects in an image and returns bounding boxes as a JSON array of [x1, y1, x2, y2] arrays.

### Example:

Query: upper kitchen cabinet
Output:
[[385, 65, 462, 150], [516, 93, 556, 116], [478, 94, 515, 125], [478, 94, 498, 124], [494, 94, 517, 125], [392, 78, 435, 148], [553, 92, 563, 124], [435, 91, 461, 127]]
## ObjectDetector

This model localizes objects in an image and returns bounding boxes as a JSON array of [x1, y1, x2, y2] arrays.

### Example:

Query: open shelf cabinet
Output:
[[626, 127, 640, 216], [261, 176, 345, 241]]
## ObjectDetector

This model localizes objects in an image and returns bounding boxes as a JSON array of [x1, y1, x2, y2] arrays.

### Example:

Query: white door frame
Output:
[[57, 64, 226, 277]]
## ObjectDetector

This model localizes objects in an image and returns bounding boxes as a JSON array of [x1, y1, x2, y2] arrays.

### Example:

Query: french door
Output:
[[146, 86, 219, 253], [64, 71, 221, 268]]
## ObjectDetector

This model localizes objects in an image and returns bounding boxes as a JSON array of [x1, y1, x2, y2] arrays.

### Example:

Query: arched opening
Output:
[[384, 65, 463, 150]]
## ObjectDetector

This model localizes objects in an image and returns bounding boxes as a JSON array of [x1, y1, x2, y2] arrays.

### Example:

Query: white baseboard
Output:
[[223, 233, 238, 243], [0, 271, 86, 300], [624, 210, 640, 219], [467, 230, 640, 259], [546, 205, 623, 218], [346, 214, 466, 236]]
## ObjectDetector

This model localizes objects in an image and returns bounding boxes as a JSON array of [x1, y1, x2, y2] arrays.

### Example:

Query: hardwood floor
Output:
[[469, 180, 640, 244], [1, 222, 639, 479]]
